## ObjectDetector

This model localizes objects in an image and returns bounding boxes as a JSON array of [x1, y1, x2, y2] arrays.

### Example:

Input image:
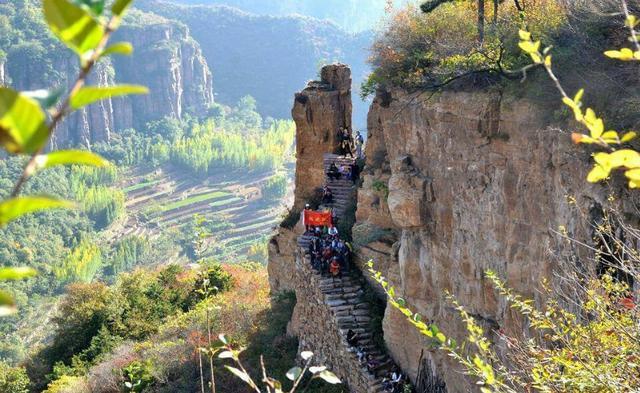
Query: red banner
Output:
[[304, 210, 333, 227]]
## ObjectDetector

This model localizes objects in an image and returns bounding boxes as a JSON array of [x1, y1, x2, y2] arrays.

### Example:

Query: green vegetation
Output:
[[0, 361, 29, 393], [262, 173, 289, 200], [25, 263, 226, 391], [363, 0, 622, 101], [94, 99, 296, 177]]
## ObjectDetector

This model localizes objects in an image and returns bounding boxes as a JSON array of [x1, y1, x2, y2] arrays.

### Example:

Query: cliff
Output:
[[269, 65, 621, 392], [268, 63, 351, 292], [137, 1, 372, 128], [352, 88, 613, 390], [0, 8, 213, 147]]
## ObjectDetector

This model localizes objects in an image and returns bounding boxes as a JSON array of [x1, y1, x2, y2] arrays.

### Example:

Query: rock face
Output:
[[2, 12, 213, 148], [138, 1, 372, 128], [292, 63, 351, 209], [270, 65, 618, 391], [110, 20, 214, 132], [354, 88, 609, 391], [268, 64, 352, 293], [267, 223, 303, 293]]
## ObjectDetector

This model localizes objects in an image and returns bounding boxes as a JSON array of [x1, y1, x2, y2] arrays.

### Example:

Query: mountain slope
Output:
[[138, 1, 372, 128]]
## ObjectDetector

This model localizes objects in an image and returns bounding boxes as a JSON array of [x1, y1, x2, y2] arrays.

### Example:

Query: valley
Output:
[[111, 164, 292, 259]]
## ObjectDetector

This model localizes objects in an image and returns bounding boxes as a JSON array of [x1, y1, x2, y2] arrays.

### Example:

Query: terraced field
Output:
[[110, 164, 293, 260]]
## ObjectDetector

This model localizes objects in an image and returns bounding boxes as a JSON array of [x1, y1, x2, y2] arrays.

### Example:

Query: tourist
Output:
[[339, 164, 352, 181], [350, 162, 360, 184], [321, 246, 333, 274], [343, 140, 354, 158], [382, 377, 394, 392], [366, 354, 380, 375], [308, 237, 321, 270], [356, 347, 366, 363], [346, 329, 359, 347], [327, 162, 341, 180], [355, 130, 364, 158], [322, 186, 333, 204], [329, 257, 341, 277], [302, 203, 312, 233]]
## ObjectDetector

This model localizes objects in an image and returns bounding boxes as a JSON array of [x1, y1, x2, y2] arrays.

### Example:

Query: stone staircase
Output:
[[295, 153, 403, 393]]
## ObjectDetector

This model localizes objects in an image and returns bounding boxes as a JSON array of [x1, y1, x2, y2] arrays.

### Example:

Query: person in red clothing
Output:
[[329, 257, 341, 277]]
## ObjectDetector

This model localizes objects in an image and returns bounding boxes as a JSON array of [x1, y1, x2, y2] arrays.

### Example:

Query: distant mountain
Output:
[[0, 1, 213, 146], [160, 0, 408, 33], [140, 1, 373, 128]]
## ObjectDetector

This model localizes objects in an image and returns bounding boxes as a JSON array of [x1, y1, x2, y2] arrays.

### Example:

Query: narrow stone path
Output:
[[296, 153, 403, 393]]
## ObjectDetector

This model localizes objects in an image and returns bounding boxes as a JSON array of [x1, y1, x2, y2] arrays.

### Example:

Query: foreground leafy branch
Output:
[[517, 0, 640, 187], [216, 334, 341, 393], [0, 0, 147, 315]]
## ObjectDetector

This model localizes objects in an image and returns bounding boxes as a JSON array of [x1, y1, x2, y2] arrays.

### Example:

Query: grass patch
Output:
[[160, 191, 231, 211], [123, 179, 162, 193], [209, 196, 243, 208]]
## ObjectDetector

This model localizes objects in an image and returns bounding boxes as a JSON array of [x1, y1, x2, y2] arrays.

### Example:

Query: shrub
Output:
[[0, 361, 29, 393], [122, 360, 154, 393], [43, 375, 89, 393], [365, 1, 566, 94], [280, 208, 301, 229]]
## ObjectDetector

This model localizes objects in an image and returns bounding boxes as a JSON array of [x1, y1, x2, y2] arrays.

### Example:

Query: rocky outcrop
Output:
[[354, 88, 607, 391], [268, 64, 353, 294], [0, 57, 6, 86], [292, 63, 351, 209], [268, 224, 302, 293], [111, 19, 214, 132], [2, 10, 213, 148]]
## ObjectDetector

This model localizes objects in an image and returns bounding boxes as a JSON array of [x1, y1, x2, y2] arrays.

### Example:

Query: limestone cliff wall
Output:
[[269, 65, 617, 392], [2, 16, 213, 148], [292, 64, 352, 209], [354, 88, 612, 391], [268, 64, 352, 292]]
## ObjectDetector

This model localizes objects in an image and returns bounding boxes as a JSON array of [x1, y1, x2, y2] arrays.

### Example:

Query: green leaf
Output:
[[112, 0, 134, 16], [218, 334, 227, 344], [43, 0, 105, 56], [70, 85, 148, 110], [36, 150, 109, 169], [0, 88, 48, 154], [0, 267, 37, 281], [300, 350, 313, 361], [101, 42, 133, 58], [218, 351, 234, 359], [309, 366, 326, 374], [286, 367, 302, 381], [225, 366, 252, 384], [0, 289, 16, 316], [0, 197, 74, 226], [316, 370, 341, 384]]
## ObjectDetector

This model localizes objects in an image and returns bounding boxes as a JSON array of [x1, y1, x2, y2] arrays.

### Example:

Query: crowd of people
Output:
[[304, 223, 352, 278], [301, 129, 409, 392], [326, 161, 360, 184]]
